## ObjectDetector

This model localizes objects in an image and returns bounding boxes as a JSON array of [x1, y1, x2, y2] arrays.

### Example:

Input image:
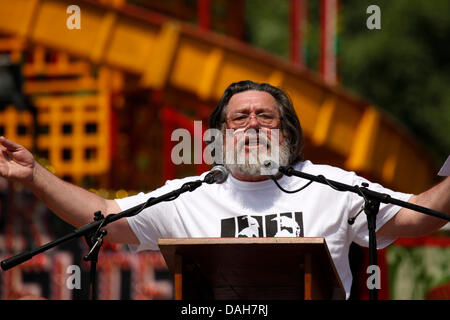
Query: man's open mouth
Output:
[[244, 135, 267, 148]]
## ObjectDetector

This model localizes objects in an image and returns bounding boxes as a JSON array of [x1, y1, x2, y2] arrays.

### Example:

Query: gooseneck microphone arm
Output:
[[1, 166, 229, 299], [278, 165, 450, 222], [1, 179, 202, 271], [266, 161, 450, 301]]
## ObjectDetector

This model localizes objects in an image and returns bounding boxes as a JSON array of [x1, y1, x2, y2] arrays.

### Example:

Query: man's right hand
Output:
[[0, 136, 35, 183]]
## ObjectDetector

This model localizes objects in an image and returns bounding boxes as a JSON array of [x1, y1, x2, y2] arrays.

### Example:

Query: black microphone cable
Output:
[[269, 174, 313, 194], [263, 160, 314, 194]]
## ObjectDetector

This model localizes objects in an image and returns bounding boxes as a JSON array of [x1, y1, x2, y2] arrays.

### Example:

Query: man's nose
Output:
[[246, 114, 260, 129]]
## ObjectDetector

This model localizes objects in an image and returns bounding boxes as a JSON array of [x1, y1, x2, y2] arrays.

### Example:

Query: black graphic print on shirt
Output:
[[220, 212, 304, 238]]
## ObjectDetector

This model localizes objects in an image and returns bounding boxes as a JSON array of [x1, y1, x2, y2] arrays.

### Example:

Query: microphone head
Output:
[[260, 160, 280, 175], [209, 165, 229, 184]]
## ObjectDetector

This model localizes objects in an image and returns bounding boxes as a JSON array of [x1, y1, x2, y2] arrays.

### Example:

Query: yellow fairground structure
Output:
[[0, 0, 438, 193]]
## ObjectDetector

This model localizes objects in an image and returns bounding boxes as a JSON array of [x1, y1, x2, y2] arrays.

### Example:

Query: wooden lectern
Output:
[[158, 237, 345, 300]]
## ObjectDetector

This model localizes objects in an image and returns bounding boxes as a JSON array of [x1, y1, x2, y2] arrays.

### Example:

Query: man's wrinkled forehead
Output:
[[226, 90, 278, 114]]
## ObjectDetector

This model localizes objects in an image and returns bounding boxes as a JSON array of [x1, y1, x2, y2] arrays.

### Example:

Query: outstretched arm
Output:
[[377, 176, 450, 238], [0, 136, 139, 244]]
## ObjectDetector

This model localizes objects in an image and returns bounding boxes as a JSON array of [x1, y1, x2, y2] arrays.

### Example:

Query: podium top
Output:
[[158, 237, 346, 300], [159, 236, 327, 247]]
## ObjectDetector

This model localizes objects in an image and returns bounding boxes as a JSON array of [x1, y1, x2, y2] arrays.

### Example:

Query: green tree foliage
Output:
[[245, 0, 450, 165], [245, 0, 290, 58], [340, 0, 450, 164]]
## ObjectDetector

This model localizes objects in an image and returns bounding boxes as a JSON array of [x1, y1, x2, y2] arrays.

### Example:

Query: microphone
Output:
[[262, 160, 280, 175], [204, 165, 229, 184]]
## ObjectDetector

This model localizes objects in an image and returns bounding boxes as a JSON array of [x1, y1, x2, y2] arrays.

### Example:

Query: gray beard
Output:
[[223, 133, 291, 177]]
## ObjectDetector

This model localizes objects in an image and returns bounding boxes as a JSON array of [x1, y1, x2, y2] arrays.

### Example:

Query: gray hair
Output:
[[208, 80, 304, 164]]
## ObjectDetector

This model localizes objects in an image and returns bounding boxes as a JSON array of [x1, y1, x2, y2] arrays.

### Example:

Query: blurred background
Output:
[[0, 0, 449, 300]]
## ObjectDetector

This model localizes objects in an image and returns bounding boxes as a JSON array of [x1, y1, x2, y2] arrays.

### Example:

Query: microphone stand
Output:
[[277, 165, 450, 300], [0, 179, 206, 299]]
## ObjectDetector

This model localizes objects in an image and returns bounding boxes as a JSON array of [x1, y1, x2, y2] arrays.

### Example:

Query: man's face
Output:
[[222, 90, 289, 176]]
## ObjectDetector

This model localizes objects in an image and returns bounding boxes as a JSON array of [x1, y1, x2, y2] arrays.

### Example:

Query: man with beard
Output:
[[0, 80, 449, 299]]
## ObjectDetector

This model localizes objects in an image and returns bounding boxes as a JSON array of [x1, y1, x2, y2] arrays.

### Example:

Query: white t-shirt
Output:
[[115, 160, 412, 299]]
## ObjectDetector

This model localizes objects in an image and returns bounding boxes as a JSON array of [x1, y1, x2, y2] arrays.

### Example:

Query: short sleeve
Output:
[[115, 188, 177, 252], [348, 174, 413, 249]]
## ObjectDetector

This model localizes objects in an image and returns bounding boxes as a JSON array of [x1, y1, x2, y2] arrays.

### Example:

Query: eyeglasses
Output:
[[226, 112, 280, 128]]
